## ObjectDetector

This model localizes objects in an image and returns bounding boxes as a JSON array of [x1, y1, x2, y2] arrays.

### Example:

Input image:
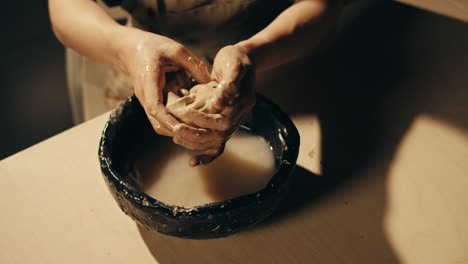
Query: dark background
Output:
[[1, 2, 72, 159]]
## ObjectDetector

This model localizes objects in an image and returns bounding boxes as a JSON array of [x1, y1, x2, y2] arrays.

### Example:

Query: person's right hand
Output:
[[118, 29, 221, 150]]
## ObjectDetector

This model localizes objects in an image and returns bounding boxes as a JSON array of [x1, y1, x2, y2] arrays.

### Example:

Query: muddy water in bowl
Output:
[[133, 129, 276, 208]]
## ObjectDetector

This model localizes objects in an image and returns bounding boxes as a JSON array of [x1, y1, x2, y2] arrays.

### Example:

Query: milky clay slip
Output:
[[132, 129, 276, 208]]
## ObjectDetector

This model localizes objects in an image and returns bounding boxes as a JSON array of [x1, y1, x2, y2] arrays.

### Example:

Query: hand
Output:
[[211, 45, 256, 112], [119, 30, 221, 150], [209, 45, 256, 137], [171, 45, 256, 165], [165, 82, 229, 166]]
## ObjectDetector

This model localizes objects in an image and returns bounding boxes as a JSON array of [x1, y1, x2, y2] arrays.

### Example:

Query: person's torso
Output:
[[120, 0, 291, 62]]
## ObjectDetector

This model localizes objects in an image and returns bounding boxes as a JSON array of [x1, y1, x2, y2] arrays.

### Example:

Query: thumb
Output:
[[212, 80, 240, 109], [172, 48, 211, 84]]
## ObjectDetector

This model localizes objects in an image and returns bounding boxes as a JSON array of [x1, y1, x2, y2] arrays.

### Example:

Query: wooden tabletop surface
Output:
[[1, 105, 468, 263]]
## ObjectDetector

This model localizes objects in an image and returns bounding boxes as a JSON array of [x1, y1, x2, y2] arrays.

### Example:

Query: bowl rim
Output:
[[99, 93, 300, 217]]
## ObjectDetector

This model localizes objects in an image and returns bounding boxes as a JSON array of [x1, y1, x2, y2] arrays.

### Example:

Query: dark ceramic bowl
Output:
[[98, 94, 300, 239]]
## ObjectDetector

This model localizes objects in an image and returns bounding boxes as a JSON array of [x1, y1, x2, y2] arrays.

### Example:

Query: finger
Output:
[[174, 124, 224, 147], [219, 91, 255, 122], [212, 81, 241, 109], [173, 135, 222, 151], [170, 47, 211, 84], [210, 45, 240, 80], [172, 136, 202, 150], [180, 107, 231, 131], [142, 69, 181, 133], [194, 104, 241, 132], [134, 76, 176, 136], [190, 145, 225, 166], [146, 112, 173, 137]]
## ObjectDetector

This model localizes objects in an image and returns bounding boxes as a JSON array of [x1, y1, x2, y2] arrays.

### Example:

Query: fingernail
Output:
[[189, 158, 200, 167]]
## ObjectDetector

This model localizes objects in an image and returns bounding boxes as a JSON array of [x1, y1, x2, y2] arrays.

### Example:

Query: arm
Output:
[[237, 0, 343, 72], [49, 0, 224, 151], [184, 0, 342, 159], [49, 0, 126, 69], [210, 0, 342, 106]]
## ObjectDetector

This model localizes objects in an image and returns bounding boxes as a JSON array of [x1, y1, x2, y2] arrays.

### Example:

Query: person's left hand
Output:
[[210, 45, 256, 113], [208, 45, 256, 145]]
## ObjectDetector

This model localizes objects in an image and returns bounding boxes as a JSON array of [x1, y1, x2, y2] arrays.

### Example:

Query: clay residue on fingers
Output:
[[166, 81, 227, 129], [164, 81, 230, 164]]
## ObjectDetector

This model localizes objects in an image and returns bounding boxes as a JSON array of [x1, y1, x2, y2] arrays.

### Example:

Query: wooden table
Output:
[[2, 2, 468, 263], [2, 105, 468, 263]]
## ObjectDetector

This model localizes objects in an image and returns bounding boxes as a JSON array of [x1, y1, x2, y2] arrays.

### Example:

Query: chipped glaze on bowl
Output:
[[98, 94, 300, 239]]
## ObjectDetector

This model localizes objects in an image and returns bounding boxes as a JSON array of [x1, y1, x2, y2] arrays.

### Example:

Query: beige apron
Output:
[[67, 0, 290, 123]]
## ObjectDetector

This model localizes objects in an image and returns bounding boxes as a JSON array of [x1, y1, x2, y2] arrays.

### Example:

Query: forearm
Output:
[[236, 0, 342, 72], [48, 0, 133, 70]]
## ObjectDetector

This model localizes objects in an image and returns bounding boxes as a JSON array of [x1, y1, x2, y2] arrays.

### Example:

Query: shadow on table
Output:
[[137, 166, 322, 263], [137, 0, 468, 263]]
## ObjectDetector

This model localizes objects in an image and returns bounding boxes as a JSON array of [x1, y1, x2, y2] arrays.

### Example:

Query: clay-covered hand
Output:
[[209, 45, 256, 135], [119, 30, 219, 149], [166, 82, 225, 129], [166, 82, 231, 166], [165, 45, 256, 166]]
